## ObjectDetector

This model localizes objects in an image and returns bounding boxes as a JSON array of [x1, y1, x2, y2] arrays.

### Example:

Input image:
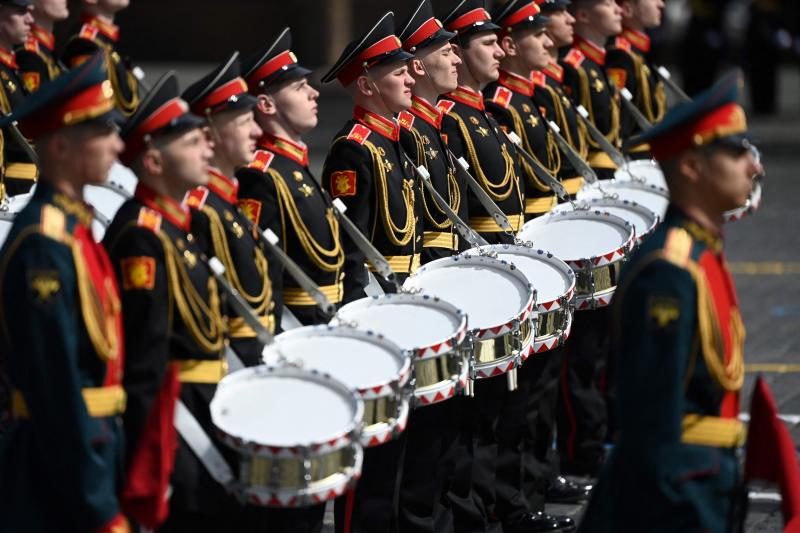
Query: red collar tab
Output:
[[398, 110, 415, 130], [121, 97, 191, 165], [0, 47, 17, 69], [134, 182, 191, 231], [81, 14, 120, 42], [574, 35, 606, 65], [410, 95, 443, 129], [246, 49, 299, 92], [206, 168, 239, 204], [499, 2, 542, 31], [649, 102, 748, 161], [531, 70, 547, 87], [446, 86, 485, 111], [20, 78, 115, 140], [259, 133, 309, 166], [445, 8, 492, 32], [337, 35, 404, 87], [354, 105, 400, 141], [622, 28, 650, 53], [498, 69, 535, 97], [614, 35, 632, 52], [31, 24, 55, 51], [403, 17, 445, 51], [184, 187, 210, 210], [543, 61, 563, 83], [191, 77, 249, 115]]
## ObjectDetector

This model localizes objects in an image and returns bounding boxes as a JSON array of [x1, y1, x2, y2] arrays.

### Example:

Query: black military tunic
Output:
[[184, 169, 275, 363], [62, 15, 140, 116], [0, 47, 37, 197], [237, 133, 344, 326], [606, 29, 666, 158], [560, 36, 621, 180], [439, 85, 525, 243], [533, 63, 588, 197], [322, 105, 424, 302], [398, 95, 467, 263], [15, 24, 61, 94], [484, 69, 558, 221]]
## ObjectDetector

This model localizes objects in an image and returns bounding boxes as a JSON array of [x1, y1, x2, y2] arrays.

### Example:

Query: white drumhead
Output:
[[212, 367, 359, 447], [614, 160, 666, 188], [337, 294, 463, 352], [552, 200, 657, 241], [404, 255, 531, 331], [519, 211, 632, 263], [85, 162, 138, 239], [0, 191, 33, 248], [577, 181, 669, 218]]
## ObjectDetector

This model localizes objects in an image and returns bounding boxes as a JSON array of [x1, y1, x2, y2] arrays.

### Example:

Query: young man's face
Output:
[[546, 9, 575, 49], [415, 40, 461, 95], [0, 4, 33, 45], [33, 0, 68, 22], [157, 127, 214, 189], [577, 0, 622, 38], [366, 59, 415, 113], [210, 108, 262, 170], [506, 27, 553, 72], [622, 0, 665, 29], [458, 30, 505, 84], [268, 76, 319, 134], [698, 145, 760, 213], [64, 122, 124, 186]]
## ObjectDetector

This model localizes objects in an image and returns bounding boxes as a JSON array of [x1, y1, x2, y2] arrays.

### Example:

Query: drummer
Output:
[[579, 71, 758, 533], [237, 28, 346, 327], [485, 0, 560, 222], [0, 52, 128, 533], [606, 0, 667, 157], [181, 53, 277, 362], [16, 0, 69, 93]]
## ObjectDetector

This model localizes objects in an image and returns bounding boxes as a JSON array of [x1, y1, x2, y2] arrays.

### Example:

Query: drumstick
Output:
[[505, 130, 569, 200], [653, 65, 692, 104], [618, 87, 653, 131], [574, 105, 627, 168], [545, 120, 599, 185]]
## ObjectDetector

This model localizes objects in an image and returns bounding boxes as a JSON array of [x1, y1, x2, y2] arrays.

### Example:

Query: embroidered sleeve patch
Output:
[[247, 150, 275, 171], [237, 198, 262, 225], [648, 296, 680, 331], [330, 170, 357, 198], [491, 86, 512, 109], [184, 187, 209, 210], [136, 207, 162, 233], [346, 124, 371, 145], [398, 111, 415, 130], [607, 68, 627, 89], [21, 72, 40, 93], [28, 270, 61, 303], [121, 257, 156, 290]]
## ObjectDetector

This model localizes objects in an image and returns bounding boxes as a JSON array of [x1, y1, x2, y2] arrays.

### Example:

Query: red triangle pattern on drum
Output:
[[541, 300, 555, 311]]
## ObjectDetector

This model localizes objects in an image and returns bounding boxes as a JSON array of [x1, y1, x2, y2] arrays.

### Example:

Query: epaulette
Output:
[[247, 149, 275, 172], [184, 187, 209, 210], [490, 86, 512, 109], [661, 227, 693, 268], [563, 48, 585, 69], [23, 37, 39, 53], [346, 123, 371, 145], [398, 110, 415, 130], [136, 207, 162, 233], [614, 36, 632, 52], [437, 99, 456, 115], [39, 204, 66, 242], [78, 23, 99, 41]]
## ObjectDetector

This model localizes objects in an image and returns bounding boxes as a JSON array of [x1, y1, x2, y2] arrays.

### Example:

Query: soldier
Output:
[[62, 0, 139, 116], [439, 0, 525, 244], [0, 0, 36, 197], [579, 71, 758, 533], [237, 28, 345, 328], [321, 11, 422, 303], [0, 52, 129, 532], [181, 52, 276, 364], [606, 0, 666, 157], [534, 0, 588, 198], [16, 0, 68, 93], [486, 0, 559, 222], [561, 0, 623, 180]]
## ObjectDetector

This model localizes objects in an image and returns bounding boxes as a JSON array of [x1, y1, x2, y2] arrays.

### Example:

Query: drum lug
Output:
[[506, 366, 518, 391]]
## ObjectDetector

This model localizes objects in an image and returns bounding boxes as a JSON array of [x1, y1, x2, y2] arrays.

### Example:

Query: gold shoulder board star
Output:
[[526, 115, 539, 128], [425, 147, 438, 159], [593, 78, 604, 93], [522, 103, 531, 113], [382, 158, 394, 172], [421, 135, 431, 145], [476, 126, 489, 137], [298, 183, 314, 197]]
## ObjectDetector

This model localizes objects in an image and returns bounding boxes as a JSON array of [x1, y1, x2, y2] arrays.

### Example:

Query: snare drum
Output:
[[404, 254, 535, 390], [0, 191, 33, 248], [553, 198, 659, 245], [724, 178, 763, 223], [614, 160, 667, 189], [84, 162, 137, 239], [519, 210, 634, 310], [210, 365, 363, 508], [263, 326, 411, 448], [336, 293, 469, 408], [471, 245, 575, 359], [578, 180, 669, 219]]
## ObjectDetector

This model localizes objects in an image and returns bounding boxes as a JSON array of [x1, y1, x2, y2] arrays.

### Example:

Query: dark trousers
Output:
[[334, 434, 406, 533], [495, 376, 531, 527], [446, 396, 488, 533], [557, 308, 611, 477], [521, 347, 565, 512], [158, 504, 325, 532]]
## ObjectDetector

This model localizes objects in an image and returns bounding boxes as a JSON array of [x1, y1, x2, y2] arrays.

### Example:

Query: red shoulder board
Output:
[[564, 48, 585, 68], [437, 99, 456, 115], [23, 37, 39, 53], [614, 36, 632, 52], [78, 23, 99, 41], [247, 149, 275, 172], [184, 187, 209, 210], [136, 207, 162, 233], [346, 124, 371, 145], [398, 110, 415, 130], [491, 86, 513, 109]]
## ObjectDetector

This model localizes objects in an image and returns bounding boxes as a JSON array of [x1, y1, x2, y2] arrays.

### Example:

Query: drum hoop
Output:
[[580, 199, 659, 242], [603, 179, 670, 198]]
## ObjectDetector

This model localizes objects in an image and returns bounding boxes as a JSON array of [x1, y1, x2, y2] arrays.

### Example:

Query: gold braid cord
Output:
[[507, 106, 560, 191], [449, 112, 519, 202], [410, 127, 460, 230], [633, 54, 667, 123], [267, 168, 344, 272], [156, 231, 225, 354], [363, 140, 416, 246], [576, 67, 620, 149], [548, 86, 590, 160], [102, 46, 139, 116], [0, 83, 9, 199], [202, 205, 272, 314]]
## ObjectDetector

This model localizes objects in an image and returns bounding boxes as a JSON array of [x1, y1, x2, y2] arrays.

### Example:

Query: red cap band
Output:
[[20, 80, 115, 139], [246, 50, 297, 91], [121, 97, 191, 165], [337, 35, 404, 86], [502, 3, 541, 29], [649, 103, 748, 161], [403, 17, 444, 50], [191, 77, 248, 114], [445, 8, 491, 32]]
